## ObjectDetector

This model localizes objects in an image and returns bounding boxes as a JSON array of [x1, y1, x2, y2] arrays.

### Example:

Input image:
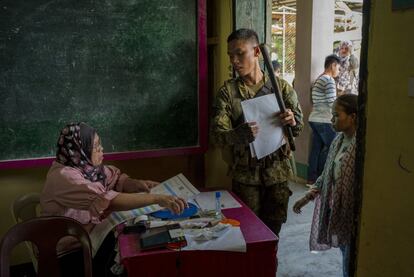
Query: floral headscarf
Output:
[[56, 123, 107, 185], [336, 40, 358, 94], [340, 40, 352, 50]]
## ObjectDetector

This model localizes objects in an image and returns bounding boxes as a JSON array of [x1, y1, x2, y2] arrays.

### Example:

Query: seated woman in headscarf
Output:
[[41, 122, 187, 276]]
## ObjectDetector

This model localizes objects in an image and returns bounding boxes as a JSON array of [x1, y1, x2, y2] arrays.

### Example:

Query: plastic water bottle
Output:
[[215, 191, 222, 219]]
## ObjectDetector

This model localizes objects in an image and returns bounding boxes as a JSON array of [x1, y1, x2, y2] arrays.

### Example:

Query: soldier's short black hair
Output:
[[227, 28, 259, 45], [324, 54, 341, 69]]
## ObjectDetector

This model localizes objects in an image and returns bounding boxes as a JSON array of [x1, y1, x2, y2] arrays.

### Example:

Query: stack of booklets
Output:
[[140, 223, 187, 250]]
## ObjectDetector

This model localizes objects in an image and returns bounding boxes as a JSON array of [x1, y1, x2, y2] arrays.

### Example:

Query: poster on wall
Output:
[[392, 0, 414, 10]]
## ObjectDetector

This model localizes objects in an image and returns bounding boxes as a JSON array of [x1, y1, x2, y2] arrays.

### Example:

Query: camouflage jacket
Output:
[[211, 74, 303, 186]]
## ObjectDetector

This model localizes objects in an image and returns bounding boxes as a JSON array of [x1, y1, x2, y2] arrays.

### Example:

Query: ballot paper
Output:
[[89, 173, 199, 256], [192, 190, 241, 212], [150, 173, 200, 200], [241, 93, 286, 159]]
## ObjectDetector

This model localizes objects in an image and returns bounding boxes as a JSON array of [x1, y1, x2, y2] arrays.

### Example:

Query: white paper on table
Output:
[[241, 94, 286, 159], [192, 191, 241, 212], [89, 173, 199, 256], [182, 226, 246, 252]]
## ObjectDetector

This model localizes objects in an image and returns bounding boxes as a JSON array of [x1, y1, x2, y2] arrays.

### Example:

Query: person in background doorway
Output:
[[272, 59, 296, 88], [293, 94, 358, 277], [335, 40, 359, 95], [307, 54, 340, 184], [272, 60, 281, 77], [211, 28, 303, 236]]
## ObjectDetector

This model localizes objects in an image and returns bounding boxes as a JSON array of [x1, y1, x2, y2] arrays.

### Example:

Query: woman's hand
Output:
[[292, 196, 310, 214], [126, 179, 159, 193], [293, 190, 318, 214], [135, 180, 159, 193], [156, 195, 188, 214]]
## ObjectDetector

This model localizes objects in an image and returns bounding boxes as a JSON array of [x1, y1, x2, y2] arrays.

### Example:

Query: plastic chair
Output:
[[11, 193, 41, 223], [10, 193, 41, 271], [0, 216, 92, 277]]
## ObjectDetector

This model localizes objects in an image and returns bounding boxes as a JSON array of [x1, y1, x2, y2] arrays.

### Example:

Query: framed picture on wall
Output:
[[392, 0, 414, 10]]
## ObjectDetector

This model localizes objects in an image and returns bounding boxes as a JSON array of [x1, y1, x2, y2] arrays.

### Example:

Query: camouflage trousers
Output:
[[232, 180, 292, 236]]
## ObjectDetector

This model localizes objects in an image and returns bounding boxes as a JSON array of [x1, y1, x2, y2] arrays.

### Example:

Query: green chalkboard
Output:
[[392, 0, 414, 9], [0, 0, 202, 163]]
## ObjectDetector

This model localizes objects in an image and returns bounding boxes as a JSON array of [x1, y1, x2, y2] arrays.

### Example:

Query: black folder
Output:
[[140, 224, 186, 250]]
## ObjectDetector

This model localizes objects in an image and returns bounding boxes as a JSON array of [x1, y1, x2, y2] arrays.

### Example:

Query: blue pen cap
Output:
[[215, 191, 221, 198]]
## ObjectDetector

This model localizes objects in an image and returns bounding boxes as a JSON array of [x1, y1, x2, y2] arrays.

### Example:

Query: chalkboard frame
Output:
[[0, 0, 207, 169]]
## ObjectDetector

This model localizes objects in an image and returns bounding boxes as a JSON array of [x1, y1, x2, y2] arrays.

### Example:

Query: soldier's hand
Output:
[[293, 196, 310, 214], [233, 122, 259, 144], [277, 109, 296, 127]]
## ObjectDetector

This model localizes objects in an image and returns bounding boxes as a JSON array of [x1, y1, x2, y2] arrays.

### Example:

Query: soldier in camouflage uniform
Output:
[[211, 29, 303, 235]]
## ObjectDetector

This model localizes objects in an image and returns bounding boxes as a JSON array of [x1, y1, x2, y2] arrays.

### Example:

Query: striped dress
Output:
[[309, 74, 336, 123]]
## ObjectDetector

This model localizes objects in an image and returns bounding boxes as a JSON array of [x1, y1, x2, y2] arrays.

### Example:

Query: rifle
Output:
[[259, 43, 296, 151]]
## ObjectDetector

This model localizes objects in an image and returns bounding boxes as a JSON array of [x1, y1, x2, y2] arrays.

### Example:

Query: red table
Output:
[[118, 192, 278, 277]]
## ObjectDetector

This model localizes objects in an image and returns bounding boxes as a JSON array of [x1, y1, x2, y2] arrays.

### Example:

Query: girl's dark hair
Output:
[[335, 94, 358, 115]]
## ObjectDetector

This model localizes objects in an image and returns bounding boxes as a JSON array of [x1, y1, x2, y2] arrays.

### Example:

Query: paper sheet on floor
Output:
[[241, 93, 286, 159]]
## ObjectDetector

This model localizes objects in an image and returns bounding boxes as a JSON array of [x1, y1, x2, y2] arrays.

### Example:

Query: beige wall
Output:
[[295, 0, 335, 168], [0, 167, 48, 265], [295, 0, 313, 167], [356, 1, 414, 276], [205, 0, 233, 189]]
